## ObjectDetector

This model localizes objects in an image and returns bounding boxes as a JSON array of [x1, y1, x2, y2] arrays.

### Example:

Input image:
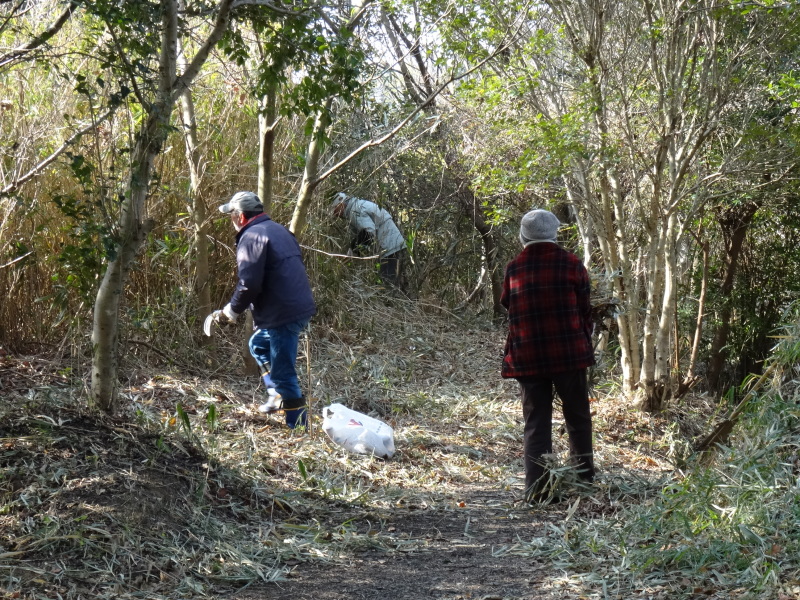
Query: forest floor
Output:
[[0, 284, 723, 600]]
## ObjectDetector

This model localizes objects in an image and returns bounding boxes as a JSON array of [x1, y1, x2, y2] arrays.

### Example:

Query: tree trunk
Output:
[[457, 185, 502, 317], [639, 216, 665, 384], [289, 98, 333, 235], [178, 44, 212, 327], [90, 0, 180, 412], [258, 80, 278, 213], [240, 81, 280, 376], [639, 212, 680, 412], [582, 29, 644, 398], [91, 118, 162, 411], [685, 238, 709, 381], [545, 0, 726, 410], [706, 201, 760, 393], [90, 0, 234, 412], [589, 167, 641, 396], [567, 197, 593, 269], [288, 6, 372, 234]]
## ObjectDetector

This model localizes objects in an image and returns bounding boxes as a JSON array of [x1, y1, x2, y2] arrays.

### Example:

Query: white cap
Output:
[[331, 192, 349, 208]]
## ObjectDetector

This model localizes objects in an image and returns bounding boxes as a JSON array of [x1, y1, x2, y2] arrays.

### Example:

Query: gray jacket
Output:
[[229, 215, 316, 329], [344, 198, 405, 256]]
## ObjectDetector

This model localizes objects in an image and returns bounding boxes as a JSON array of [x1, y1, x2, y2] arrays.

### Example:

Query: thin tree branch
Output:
[[171, 0, 236, 100], [380, 8, 425, 105], [0, 0, 78, 69], [230, 0, 372, 33], [299, 245, 378, 260], [231, 0, 312, 16], [0, 0, 27, 33], [0, 251, 32, 269], [386, 11, 435, 99], [107, 26, 148, 108], [0, 107, 116, 198], [310, 41, 513, 188]]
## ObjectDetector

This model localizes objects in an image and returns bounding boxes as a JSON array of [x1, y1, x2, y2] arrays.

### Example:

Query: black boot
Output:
[[282, 396, 307, 429]]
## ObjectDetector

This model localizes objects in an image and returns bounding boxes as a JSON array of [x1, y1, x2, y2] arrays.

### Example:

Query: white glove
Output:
[[221, 303, 239, 322], [204, 305, 240, 336], [210, 304, 239, 325]]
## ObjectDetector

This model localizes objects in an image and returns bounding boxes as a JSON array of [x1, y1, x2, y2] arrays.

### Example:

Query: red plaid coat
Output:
[[501, 242, 595, 378]]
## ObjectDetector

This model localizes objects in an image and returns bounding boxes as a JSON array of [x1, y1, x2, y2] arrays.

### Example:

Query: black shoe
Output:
[[282, 396, 308, 429]]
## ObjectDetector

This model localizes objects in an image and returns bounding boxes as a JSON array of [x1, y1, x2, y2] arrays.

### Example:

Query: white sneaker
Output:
[[258, 390, 282, 414]]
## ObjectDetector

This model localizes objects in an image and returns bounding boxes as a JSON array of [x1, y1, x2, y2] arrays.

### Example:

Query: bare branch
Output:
[[231, 0, 312, 16], [386, 11, 435, 99], [0, 0, 79, 69], [311, 41, 513, 187], [0, 106, 116, 198], [299, 245, 379, 260], [0, 251, 32, 269], [230, 0, 373, 33], [380, 8, 425, 106], [106, 26, 148, 107], [172, 0, 236, 100]]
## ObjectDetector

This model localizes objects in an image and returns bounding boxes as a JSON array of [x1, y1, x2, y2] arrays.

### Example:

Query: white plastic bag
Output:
[[322, 403, 395, 459]]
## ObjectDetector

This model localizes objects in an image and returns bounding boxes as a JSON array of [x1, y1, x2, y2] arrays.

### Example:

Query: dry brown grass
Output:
[[4, 280, 775, 600]]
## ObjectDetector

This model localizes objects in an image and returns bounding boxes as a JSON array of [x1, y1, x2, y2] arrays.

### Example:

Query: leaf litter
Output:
[[0, 283, 798, 599]]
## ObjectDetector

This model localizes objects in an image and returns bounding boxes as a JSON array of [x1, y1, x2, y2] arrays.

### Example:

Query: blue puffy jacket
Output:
[[228, 214, 316, 329]]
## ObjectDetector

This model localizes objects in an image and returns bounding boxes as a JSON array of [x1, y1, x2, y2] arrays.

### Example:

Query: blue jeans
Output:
[[248, 318, 310, 426]]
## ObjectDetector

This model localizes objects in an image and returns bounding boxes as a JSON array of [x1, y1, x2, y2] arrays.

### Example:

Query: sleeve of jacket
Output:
[[229, 229, 268, 314], [500, 262, 511, 310]]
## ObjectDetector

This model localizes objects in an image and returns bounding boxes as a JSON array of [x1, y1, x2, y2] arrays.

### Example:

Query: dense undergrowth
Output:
[[505, 312, 800, 600], [0, 285, 798, 599]]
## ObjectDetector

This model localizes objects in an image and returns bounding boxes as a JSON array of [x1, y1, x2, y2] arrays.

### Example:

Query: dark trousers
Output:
[[379, 250, 405, 290], [519, 369, 595, 495]]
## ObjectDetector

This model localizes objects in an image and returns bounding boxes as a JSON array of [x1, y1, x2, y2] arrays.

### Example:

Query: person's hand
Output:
[[220, 303, 239, 323], [210, 304, 239, 325], [204, 307, 234, 337]]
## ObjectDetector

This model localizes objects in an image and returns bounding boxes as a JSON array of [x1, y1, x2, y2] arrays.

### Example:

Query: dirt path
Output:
[[0, 333, 669, 600], [236, 485, 570, 600]]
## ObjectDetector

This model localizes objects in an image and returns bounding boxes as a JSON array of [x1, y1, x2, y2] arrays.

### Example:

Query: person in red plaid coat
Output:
[[501, 209, 595, 503]]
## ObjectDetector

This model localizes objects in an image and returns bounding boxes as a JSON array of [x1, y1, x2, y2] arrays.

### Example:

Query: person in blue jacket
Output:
[[210, 191, 316, 429]]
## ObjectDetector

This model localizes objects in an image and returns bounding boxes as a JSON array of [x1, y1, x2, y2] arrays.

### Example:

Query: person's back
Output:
[[232, 214, 316, 329], [332, 193, 407, 291], [501, 242, 594, 377], [344, 197, 405, 256], [500, 209, 595, 503], [212, 191, 316, 429]]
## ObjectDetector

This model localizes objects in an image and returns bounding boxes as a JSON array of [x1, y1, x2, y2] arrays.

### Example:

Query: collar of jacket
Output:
[[235, 213, 271, 243]]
